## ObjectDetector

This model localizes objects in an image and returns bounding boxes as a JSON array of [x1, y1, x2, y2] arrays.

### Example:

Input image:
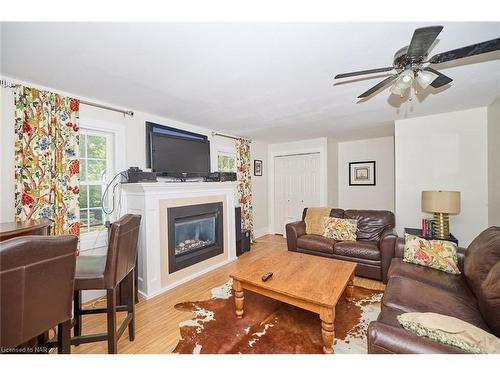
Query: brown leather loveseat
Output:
[[368, 226, 500, 353], [286, 208, 397, 282]]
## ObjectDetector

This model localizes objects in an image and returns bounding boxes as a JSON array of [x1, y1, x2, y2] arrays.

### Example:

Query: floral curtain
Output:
[[236, 138, 254, 242], [14, 85, 80, 236]]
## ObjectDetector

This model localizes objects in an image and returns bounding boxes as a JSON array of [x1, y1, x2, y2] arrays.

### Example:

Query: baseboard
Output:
[[138, 256, 237, 300], [82, 290, 105, 304]]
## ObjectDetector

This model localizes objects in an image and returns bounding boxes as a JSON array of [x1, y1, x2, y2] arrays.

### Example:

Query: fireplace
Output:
[[167, 202, 223, 273]]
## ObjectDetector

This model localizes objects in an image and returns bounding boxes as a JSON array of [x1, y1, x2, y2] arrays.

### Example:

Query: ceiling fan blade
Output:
[[407, 25, 444, 60], [429, 37, 500, 64], [423, 67, 453, 88], [357, 74, 399, 98], [334, 67, 394, 79]]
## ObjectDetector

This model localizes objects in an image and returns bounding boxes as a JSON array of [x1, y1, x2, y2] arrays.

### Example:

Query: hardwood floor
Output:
[[71, 234, 384, 354]]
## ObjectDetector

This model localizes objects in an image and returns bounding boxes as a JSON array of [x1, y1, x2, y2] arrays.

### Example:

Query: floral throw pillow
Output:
[[322, 217, 357, 241], [403, 233, 460, 274]]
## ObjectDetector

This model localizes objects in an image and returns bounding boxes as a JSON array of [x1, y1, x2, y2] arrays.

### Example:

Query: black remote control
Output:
[[261, 272, 273, 282]]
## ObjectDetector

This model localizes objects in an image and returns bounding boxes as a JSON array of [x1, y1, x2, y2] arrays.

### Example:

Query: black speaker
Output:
[[239, 229, 250, 254], [126, 167, 157, 183], [206, 172, 237, 182], [235, 207, 242, 241], [220, 172, 237, 182], [235, 207, 251, 256]]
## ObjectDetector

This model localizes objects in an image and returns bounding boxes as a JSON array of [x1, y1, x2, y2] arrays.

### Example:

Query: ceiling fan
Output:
[[334, 26, 500, 99]]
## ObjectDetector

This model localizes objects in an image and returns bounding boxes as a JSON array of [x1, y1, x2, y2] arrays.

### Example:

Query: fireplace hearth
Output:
[[168, 202, 223, 273]]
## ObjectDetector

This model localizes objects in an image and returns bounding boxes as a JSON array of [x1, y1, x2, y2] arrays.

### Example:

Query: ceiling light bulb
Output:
[[416, 70, 439, 89], [392, 70, 415, 93], [398, 70, 415, 88], [390, 83, 408, 97]]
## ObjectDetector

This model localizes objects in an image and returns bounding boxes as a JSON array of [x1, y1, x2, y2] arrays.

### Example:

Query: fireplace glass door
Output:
[[174, 215, 216, 256], [168, 202, 223, 273]]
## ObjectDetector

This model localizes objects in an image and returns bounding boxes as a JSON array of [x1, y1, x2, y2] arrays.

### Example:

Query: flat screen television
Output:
[[146, 122, 210, 178]]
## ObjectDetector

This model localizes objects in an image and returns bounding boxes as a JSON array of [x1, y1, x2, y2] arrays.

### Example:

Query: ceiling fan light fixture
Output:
[[416, 70, 439, 89], [402, 75, 412, 83], [335, 26, 500, 101], [396, 70, 415, 89], [390, 82, 408, 96]]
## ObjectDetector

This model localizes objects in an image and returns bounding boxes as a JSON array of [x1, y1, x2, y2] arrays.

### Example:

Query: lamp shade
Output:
[[390, 83, 407, 96], [421, 191, 461, 214], [396, 70, 414, 89], [416, 70, 438, 89]]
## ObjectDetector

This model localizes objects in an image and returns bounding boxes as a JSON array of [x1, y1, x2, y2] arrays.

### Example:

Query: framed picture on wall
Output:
[[349, 161, 376, 186], [254, 159, 263, 176]]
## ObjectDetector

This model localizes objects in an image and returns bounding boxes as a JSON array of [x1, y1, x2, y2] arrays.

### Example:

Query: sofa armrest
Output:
[[395, 237, 405, 258], [285, 221, 306, 252], [457, 246, 466, 273], [368, 321, 466, 354], [380, 229, 397, 283]]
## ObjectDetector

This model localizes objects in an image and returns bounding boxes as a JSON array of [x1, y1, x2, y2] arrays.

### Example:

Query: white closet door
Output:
[[274, 153, 321, 234]]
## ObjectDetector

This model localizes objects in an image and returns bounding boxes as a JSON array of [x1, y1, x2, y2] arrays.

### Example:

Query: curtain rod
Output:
[[1, 79, 134, 117], [211, 131, 252, 143], [79, 100, 134, 117]]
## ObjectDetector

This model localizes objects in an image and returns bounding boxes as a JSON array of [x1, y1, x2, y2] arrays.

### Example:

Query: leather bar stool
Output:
[[0, 235, 78, 354], [72, 214, 141, 354]]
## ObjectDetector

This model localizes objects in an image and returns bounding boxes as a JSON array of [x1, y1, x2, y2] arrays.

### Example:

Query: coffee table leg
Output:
[[346, 275, 354, 302], [320, 308, 335, 354], [233, 280, 244, 318]]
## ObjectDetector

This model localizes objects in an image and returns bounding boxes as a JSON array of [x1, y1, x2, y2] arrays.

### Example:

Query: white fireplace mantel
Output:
[[121, 181, 237, 299]]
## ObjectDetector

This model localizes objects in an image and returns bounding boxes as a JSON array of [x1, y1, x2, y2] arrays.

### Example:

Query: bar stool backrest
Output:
[[0, 235, 77, 348], [103, 214, 141, 289]]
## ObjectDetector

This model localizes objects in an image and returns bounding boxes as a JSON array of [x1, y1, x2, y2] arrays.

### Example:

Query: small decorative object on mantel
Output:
[[254, 159, 263, 176], [349, 161, 376, 186]]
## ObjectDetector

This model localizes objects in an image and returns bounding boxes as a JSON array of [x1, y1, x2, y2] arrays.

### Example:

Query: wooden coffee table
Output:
[[230, 251, 357, 354]]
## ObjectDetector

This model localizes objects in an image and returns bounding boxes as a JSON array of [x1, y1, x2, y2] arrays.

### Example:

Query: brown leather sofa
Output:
[[286, 208, 396, 282], [368, 226, 500, 353]]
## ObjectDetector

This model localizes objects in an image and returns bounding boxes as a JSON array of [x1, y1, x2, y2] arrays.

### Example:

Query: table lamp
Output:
[[421, 191, 461, 239]]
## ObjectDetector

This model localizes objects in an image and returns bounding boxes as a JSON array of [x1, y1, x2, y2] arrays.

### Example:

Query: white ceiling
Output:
[[1, 22, 499, 142]]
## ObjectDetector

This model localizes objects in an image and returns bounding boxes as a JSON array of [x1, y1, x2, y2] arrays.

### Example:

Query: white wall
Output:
[[0, 76, 268, 236], [395, 107, 489, 246], [0, 81, 15, 222], [327, 138, 339, 207], [337, 136, 394, 212], [487, 97, 500, 227]]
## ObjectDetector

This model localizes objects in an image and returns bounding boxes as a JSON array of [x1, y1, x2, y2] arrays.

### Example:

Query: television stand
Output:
[[182, 177, 205, 182], [160, 176, 205, 183]]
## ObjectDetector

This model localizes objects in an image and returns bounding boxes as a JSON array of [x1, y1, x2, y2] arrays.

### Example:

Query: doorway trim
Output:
[[268, 143, 328, 236]]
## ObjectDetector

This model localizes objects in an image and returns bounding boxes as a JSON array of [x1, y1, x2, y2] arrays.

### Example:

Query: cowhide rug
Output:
[[173, 280, 382, 354]]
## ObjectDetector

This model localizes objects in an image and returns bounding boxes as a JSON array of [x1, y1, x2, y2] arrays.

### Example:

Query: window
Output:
[[217, 152, 236, 172], [79, 129, 114, 233]]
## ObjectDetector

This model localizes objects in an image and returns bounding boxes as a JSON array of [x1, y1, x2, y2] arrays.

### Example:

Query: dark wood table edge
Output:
[[0, 219, 52, 242]]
